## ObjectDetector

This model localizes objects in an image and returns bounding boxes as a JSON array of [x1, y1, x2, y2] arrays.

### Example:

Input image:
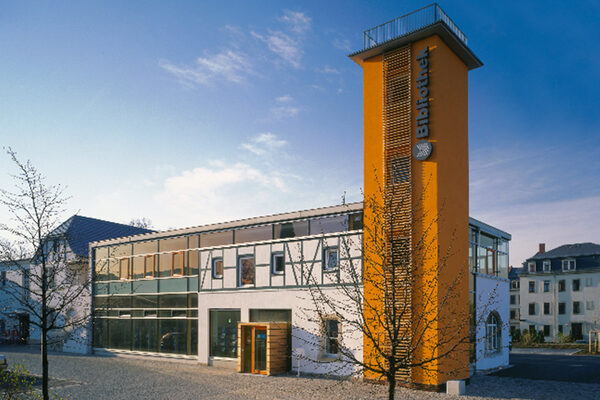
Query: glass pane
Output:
[[95, 296, 109, 309], [201, 231, 233, 247], [133, 240, 157, 256], [210, 310, 240, 358], [133, 295, 158, 309], [189, 250, 199, 275], [235, 225, 272, 244], [188, 294, 198, 309], [95, 258, 109, 281], [132, 256, 144, 279], [240, 257, 255, 285], [274, 220, 309, 239], [310, 215, 347, 235], [172, 252, 185, 275], [133, 319, 158, 352], [111, 296, 131, 309], [213, 259, 223, 278], [272, 254, 284, 274], [249, 309, 291, 322], [159, 319, 187, 355], [93, 318, 108, 348], [254, 328, 267, 371], [94, 247, 109, 260], [107, 259, 119, 281], [159, 237, 188, 252], [159, 294, 188, 309], [158, 253, 171, 277], [348, 212, 363, 230], [479, 233, 496, 250], [108, 319, 131, 350]]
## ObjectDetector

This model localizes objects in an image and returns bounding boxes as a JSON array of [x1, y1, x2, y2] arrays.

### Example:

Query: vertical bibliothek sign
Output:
[[413, 46, 433, 161]]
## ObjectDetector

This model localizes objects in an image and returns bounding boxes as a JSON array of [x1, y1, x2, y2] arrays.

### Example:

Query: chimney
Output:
[[538, 243, 546, 254]]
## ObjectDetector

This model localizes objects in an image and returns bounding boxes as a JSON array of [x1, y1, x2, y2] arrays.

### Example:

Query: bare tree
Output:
[[297, 184, 495, 400], [0, 148, 91, 400], [128, 217, 153, 229]]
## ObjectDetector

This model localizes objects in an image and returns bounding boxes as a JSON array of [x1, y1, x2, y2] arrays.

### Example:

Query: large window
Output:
[[238, 256, 255, 286], [558, 302, 566, 315], [543, 302, 551, 315], [486, 312, 501, 353], [562, 259, 575, 271], [572, 279, 580, 292], [573, 301, 581, 314], [235, 225, 272, 244], [210, 310, 240, 358], [310, 215, 347, 235], [558, 280, 565, 292], [273, 220, 309, 239], [543, 280, 550, 292], [528, 281, 535, 293], [528, 303, 536, 315]]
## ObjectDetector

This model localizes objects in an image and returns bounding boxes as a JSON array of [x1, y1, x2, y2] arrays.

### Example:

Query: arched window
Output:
[[486, 312, 501, 353]]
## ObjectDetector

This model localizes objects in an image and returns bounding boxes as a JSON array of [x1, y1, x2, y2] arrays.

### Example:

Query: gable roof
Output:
[[529, 242, 600, 260], [48, 215, 155, 257]]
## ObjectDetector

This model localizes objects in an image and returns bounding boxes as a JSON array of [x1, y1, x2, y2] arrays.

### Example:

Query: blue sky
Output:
[[1, 1, 598, 266]]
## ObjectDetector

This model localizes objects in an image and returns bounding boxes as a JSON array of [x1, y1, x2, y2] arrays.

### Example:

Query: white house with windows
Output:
[[519, 242, 600, 341], [0, 259, 30, 344]]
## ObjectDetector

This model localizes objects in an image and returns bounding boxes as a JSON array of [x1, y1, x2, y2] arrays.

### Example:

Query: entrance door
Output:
[[571, 323, 583, 341], [241, 326, 267, 374]]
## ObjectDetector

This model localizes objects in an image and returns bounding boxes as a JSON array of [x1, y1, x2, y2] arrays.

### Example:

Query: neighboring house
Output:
[[519, 242, 600, 341], [89, 206, 511, 376], [468, 218, 511, 372], [0, 259, 31, 343], [508, 266, 522, 335], [0, 215, 153, 352]]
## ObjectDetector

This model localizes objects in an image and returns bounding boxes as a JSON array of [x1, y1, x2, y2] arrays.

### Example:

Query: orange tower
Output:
[[350, 4, 482, 389]]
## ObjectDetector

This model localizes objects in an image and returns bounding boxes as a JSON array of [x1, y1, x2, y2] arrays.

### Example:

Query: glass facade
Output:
[[468, 223, 509, 278]]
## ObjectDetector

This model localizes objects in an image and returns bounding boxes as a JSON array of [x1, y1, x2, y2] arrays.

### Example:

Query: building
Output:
[[519, 242, 600, 342], [89, 206, 510, 378], [0, 259, 31, 343], [0, 215, 153, 351], [508, 266, 522, 335]]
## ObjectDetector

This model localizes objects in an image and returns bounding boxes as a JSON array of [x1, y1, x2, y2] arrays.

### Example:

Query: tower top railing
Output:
[[362, 3, 468, 51]]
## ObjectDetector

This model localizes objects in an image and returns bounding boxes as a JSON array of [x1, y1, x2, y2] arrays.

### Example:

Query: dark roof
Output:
[[48, 215, 155, 257], [508, 267, 522, 280], [469, 217, 511, 240], [529, 242, 600, 261]]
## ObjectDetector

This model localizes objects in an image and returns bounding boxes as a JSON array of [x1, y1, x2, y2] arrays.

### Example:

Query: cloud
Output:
[[251, 30, 302, 68], [332, 37, 351, 51], [159, 49, 251, 87], [269, 105, 300, 119], [276, 95, 293, 103], [317, 66, 340, 74], [241, 133, 288, 156], [279, 10, 311, 34]]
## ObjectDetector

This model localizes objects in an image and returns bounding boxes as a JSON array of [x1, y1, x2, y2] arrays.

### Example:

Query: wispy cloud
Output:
[[270, 105, 300, 119], [252, 30, 302, 68], [316, 65, 340, 74], [276, 94, 293, 103], [332, 37, 351, 51], [159, 49, 251, 87], [279, 10, 311, 34], [241, 133, 288, 156]]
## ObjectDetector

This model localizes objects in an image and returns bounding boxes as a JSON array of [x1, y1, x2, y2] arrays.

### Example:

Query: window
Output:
[[171, 251, 184, 276], [310, 215, 348, 235], [528, 281, 536, 293], [558, 325, 563, 334], [562, 259, 575, 271], [144, 255, 155, 278], [543, 325, 550, 336], [528, 262, 536, 273], [573, 301, 581, 314], [543, 280, 550, 292], [572, 279, 580, 292], [322, 318, 340, 356], [528, 324, 536, 333], [543, 302, 551, 315], [323, 247, 339, 271], [510, 280, 520, 289], [585, 277, 593, 287], [558, 302, 566, 315], [510, 310, 516, 319], [558, 280, 565, 292], [486, 312, 501, 353], [119, 258, 130, 280], [543, 260, 551, 272], [234, 225, 272, 244], [210, 310, 240, 358], [586, 301, 594, 311], [273, 220, 309, 239], [271, 253, 284, 275], [238, 256, 255, 286], [510, 295, 516, 305], [348, 212, 363, 230], [528, 303, 536, 315], [212, 258, 223, 279]]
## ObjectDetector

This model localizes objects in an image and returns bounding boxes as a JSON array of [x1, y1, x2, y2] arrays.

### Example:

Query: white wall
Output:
[[198, 287, 364, 377], [474, 273, 509, 371]]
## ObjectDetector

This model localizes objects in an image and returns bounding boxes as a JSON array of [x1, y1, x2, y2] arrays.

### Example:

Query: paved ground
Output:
[[1, 345, 600, 399], [491, 352, 600, 384]]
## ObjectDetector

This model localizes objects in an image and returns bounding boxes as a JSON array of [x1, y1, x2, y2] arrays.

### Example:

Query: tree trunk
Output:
[[42, 327, 49, 400], [388, 371, 396, 400]]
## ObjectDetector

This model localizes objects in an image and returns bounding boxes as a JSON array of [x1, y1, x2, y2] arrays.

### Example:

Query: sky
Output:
[[0, 0, 598, 267]]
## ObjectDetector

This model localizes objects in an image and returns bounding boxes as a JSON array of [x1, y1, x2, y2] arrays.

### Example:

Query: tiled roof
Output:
[[48, 215, 155, 257], [529, 242, 600, 260]]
